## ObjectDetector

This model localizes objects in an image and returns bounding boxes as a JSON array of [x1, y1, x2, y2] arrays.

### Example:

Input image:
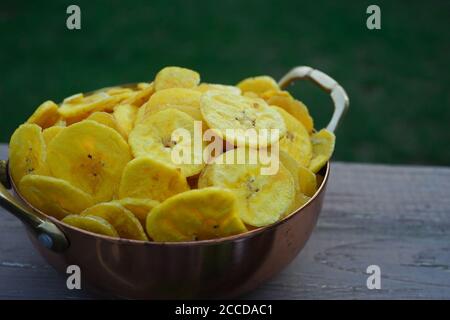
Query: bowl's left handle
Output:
[[0, 160, 69, 252]]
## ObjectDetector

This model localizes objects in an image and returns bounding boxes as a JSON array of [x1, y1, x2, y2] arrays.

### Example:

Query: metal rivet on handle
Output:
[[38, 233, 54, 249]]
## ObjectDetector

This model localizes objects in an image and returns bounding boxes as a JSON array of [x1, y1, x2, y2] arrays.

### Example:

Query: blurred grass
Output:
[[0, 0, 449, 165]]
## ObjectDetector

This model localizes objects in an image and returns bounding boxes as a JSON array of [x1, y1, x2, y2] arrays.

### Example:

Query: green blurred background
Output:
[[1, 0, 449, 165]]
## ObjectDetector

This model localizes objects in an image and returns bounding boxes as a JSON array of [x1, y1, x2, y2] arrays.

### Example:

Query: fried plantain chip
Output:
[[19, 175, 94, 220], [146, 187, 247, 242], [47, 120, 132, 203], [81, 202, 148, 241]]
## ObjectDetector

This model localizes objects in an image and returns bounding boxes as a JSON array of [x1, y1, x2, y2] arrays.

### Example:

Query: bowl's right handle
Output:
[[278, 66, 349, 133], [0, 160, 69, 252]]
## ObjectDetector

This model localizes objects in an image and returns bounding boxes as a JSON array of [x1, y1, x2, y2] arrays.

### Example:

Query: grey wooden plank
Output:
[[1, 143, 450, 299]]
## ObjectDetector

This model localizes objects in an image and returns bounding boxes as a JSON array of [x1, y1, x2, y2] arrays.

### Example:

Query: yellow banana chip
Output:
[[243, 92, 259, 99], [154, 66, 200, 91], [129, 109, 205, 177], [81, 202, 148, 241], [200, 91, 286, 148], [26, 100, 60, 129], [139, 88, 202, 123], [198, 148, 295, 227], [114, 198, 160, 226], [119, 156, 190, 202], [19, 175, 94, 220], [122, 83, 155, 107], [237, 76, 279, 95], [59, 92, 119, 124], [54, 119, 67, 127], [63, 93, 84, 104], [144, 104, 204, 123], [279, 151, 316, 214], [137, 82, 152, 90], [105, 87, 134, 96], [9, 124, 47, 185], [196, 83, 241, 95], [272, 106, 312, 167], [113, 104, 138, 138], [42, 126, 64, 146], [146, 187, 247, 242], [93, 86, 135, 105], [265, 90, 314, 133], [309, 129, 335, 173], [278, 150, 301, 193], [47, 120, 132, 203], [135, 104, 147, 125], [298, 165, 317, 197], [87, 111, 126, 138], [62, 214, 119, 238], [145, 88, 201, 109]]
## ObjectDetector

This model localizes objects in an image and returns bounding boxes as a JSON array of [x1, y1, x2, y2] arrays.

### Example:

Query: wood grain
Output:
[[0, 144, 449, 299]]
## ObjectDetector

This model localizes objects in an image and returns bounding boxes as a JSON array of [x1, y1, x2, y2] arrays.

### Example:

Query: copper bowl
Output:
[[0, 66, 348, 299]]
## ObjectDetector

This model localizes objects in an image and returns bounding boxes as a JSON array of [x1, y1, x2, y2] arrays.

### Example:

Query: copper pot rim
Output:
[[11, 161, 330, 247]]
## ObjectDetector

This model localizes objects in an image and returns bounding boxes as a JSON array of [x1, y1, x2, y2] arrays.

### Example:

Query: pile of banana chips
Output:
[[9, 66, 335, 242]]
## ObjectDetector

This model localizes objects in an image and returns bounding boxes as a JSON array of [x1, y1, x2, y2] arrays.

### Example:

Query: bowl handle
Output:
[[278, 66, 349, 133], [0, 160, 69, 252]]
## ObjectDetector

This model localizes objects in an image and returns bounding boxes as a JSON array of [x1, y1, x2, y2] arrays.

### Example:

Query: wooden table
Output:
[[0, 143, 449, 299]]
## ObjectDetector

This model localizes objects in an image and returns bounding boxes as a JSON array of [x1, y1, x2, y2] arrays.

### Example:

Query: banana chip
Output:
[[298, 165, 317, 197], [26, 101, 60, 129], [19, 175, 94, 220], [265, 90, 314, 133], [81, 202, 148, 241], [47, 120, 132, 203], [200, 91, 286, 148], [146, 187, 247, 242], [145, 88, 201, 109], [237, 76, 279, 95], [97, 87, 136, 105], [42, 126, 64, 146], [196, 83, 241, 95], [129, 109, 205, 177], [309, 129, 335, 173], [137, 82, 152, 90], [59, 92, 119, 124], [119, 156, 190, 202], [144, 104, 204, 123], [272, 106, 312, 167], [115, 198, 160, 225], [122, 83, 154, 107], [243, 92, 259, 99], [9, 124, 47, 185], [63, 93, 84, 104], [113, 104, 138, 138], [198, 148, 295, 227], [62, 214, 119, 238], [87, 111, 126, 138], [279, 151, 316, 214], [139, 88, 202, 123], [278, 150, 301, 193], [135, 103, 147, 125], [154, 66, 200, 91], [105, 87, 134, 96]]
